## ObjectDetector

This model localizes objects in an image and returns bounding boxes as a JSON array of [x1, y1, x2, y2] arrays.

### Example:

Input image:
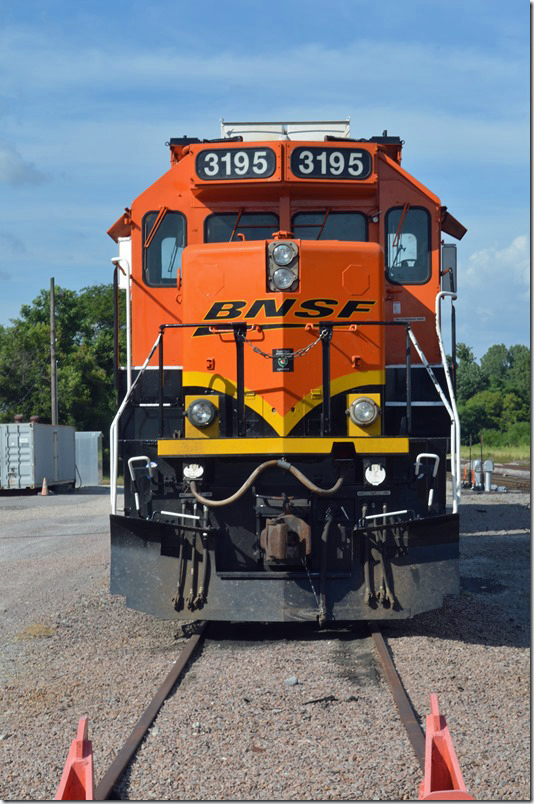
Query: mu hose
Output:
[[189, 459, 344, 508]]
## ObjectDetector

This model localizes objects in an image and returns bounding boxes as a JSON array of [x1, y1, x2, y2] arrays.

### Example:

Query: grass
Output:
[[461, 445, 530, 465], [101, 474, 124, 486]]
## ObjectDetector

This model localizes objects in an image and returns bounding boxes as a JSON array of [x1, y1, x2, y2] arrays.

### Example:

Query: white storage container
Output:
[[75, 431, 103, 487], [0, 422, 75, 490]]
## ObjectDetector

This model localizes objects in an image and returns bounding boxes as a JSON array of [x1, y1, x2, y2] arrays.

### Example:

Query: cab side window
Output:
[[386, 207, 430, 284], [143, 211, 186, 286]]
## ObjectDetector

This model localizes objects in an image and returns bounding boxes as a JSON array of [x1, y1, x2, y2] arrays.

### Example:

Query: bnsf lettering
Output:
[[337, 300, 376, 316], [204, 300, 247, 320], [203, 298, 376, 322], [293, 299, 337, 318], [245, 299, 297, 319]]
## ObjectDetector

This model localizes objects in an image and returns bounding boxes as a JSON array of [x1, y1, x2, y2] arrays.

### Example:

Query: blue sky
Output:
[[0, 0, 529, 359]]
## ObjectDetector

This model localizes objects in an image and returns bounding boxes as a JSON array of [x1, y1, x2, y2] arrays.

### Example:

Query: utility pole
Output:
[[50, 277, 58, 425]]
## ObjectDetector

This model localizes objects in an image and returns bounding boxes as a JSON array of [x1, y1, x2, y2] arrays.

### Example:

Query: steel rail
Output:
[[94, 623, 208, 800], [368, 624, 425, 771]]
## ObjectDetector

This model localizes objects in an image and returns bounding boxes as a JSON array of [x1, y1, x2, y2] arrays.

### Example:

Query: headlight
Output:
[[187, 398, 217, 427], [348, 397, 379, 426], [267, 241, 299, 292], [272, 267, 295, 290], [272, 243, 294, 266]]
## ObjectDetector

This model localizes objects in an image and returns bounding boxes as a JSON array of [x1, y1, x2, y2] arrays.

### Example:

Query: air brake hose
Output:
[[189, 459, 344, 508], [318, 511, 334, 627]]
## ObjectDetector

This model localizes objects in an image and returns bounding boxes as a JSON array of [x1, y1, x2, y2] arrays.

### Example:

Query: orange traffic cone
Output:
[[418, 695, 474, 800], [41, 477, 48, 496], [55, 717, 94, 800]]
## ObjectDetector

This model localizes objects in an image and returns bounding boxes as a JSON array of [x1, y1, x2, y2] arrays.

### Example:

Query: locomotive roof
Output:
[[107, 121, 466, 241]]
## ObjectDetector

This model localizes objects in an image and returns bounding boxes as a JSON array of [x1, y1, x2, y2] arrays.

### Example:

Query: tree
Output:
[[455, 342, 485, 404], [500, 392, 527, 426], [459, 389, 503, 442], [479, 343, 509, 390], [506, 344, 530, 403], [0, 284, 123, 433]]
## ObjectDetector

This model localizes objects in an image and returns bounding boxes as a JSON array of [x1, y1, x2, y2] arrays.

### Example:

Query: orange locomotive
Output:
[[108, 121, 466, 623]]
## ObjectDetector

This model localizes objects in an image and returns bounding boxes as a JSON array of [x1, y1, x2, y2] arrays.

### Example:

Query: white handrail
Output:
[[407, 328, 459, 514], [435, 291, 462, 507], [365, 510, 409, 521], [111, 256, 132, 391], [110, 332, 162, 514], [415, 453, 440, 478]]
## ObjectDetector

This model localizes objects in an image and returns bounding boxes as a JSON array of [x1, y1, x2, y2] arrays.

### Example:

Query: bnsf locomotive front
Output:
[[108, 120, 466, 623]]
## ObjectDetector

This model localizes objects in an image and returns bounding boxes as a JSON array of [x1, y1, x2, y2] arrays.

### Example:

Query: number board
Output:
[[196, 147, 276, 181], [290, 146, 372, 180]]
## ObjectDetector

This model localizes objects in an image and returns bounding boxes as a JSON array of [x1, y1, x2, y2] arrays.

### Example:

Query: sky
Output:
[[0, 0, 529, 359]]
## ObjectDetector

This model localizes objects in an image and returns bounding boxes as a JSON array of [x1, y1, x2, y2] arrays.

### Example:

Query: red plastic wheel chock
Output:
[[54, 717, 94, 801], [419, 694, 474, 800]]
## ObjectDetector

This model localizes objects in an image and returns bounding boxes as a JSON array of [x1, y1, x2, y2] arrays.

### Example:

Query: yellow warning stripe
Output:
[[182, 369, 385, 436], [158, 436, 409, 457]]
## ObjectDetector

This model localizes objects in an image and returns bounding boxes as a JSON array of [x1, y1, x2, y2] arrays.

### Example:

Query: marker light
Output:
[[348, 397, 379, 427], [365, 463, 386, 486], [187, 399, 217, 427], [183, 463, 204, 479], [272, 243, 294, 266]]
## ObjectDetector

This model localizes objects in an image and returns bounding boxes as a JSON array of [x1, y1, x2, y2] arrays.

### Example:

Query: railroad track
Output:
[[89, 622, 426, 800], [491, 472, 530, 493], [456, 468, 530, 494], [94, 624, 207, 800]]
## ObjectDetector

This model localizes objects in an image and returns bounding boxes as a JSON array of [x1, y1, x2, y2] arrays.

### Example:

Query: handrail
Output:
[[155, 319, 412, 441], [408, 326, 459, 513], [112, 319, 455, 513], [435, 291, 461, 506], [111, 256, 132, 391], [110, 332, 162, 514]]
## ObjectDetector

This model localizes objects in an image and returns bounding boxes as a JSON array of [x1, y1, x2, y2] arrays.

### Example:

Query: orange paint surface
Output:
[[109, 139, 452, 370], [182, 240, 384, 418]]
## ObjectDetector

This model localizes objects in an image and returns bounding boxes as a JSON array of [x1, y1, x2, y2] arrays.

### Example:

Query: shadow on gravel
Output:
[[0, 484, 111, 497], [375, 498, 530, 650], [380, 528, 529, 653], [380, 595, 529, 651], [72, 485, 112, 496], [460, 500, 530, 534], [207, 621, 370, 644]]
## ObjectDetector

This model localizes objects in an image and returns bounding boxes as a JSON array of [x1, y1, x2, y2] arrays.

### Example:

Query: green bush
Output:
[[479, 421, 530, 447]]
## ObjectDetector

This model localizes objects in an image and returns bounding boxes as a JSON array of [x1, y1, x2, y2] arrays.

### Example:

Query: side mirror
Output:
[[441, 243, 457, 292]]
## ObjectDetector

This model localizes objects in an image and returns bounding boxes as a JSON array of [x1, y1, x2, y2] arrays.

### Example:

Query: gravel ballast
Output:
[[0, 487, 529, 800]]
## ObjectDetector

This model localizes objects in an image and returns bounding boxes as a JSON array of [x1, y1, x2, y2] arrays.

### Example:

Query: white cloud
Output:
[[456, 234, 530, 356], [0, 29, 524, 93], [463, 235, 530, 289], [0, 141, 47, 186]]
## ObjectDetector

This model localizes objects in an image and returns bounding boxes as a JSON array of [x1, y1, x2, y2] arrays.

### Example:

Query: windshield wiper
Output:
[[391, 203, 410, 266], [229, 209, 244, 242], [317, 208, 332, 239], [144, 206, 169, 249]]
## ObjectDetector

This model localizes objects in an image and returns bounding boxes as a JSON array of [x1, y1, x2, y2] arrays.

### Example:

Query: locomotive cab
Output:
[[108, 120, 466, 623]]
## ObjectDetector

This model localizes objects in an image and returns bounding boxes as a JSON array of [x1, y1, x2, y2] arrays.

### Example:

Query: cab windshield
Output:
[[205, 212, 279, 242], [292, 211, 367, 241]]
